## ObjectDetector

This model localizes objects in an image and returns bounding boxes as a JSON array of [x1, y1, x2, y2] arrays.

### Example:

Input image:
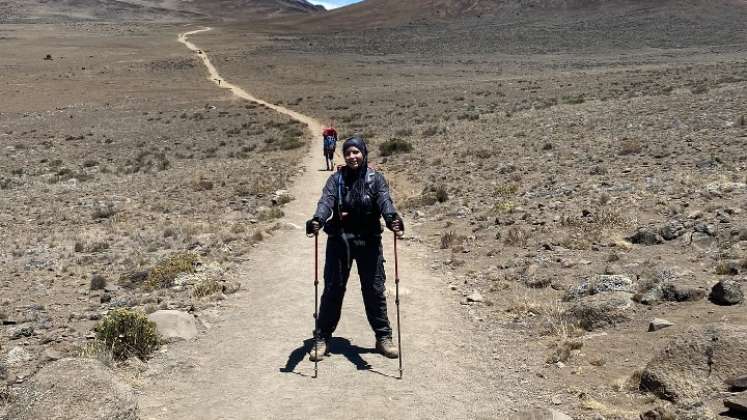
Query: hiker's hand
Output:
[[384, 213, 405, 236], [306, 219, 321, 236]]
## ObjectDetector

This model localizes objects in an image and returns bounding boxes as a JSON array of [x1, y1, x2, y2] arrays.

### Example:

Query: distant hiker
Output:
[[306, 136, 404, 361], [322, 125, 338, 171]]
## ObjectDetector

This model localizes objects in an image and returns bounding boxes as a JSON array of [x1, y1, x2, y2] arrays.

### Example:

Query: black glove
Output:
[[306, 218, 322, 235], [383, 213, 404, 233]]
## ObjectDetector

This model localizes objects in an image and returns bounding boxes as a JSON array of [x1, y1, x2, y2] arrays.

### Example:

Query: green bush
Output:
[[95, 308, 158, 360], [379, 138, 413, 156], [146, 252, 198, 289]]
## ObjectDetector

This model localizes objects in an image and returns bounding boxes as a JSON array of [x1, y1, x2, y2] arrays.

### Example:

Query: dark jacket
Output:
[[313, 167, 398, 237]]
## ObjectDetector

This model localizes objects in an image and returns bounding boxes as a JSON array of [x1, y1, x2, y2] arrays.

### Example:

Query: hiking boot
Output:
[[309, 337, 328, 362], [375, 337, 399, 359]]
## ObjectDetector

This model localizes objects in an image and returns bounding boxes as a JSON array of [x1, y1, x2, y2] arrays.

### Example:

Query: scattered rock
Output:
[[565, 292, 634, 331], [649, 318, 674, 332], [8, 325, 34, 340], [659, 220, 687, 241], [640, 325, 747, 401], [635, 283, 706, 305], [5, 346, 32, 366], [709, 280, 744, 305], [628, 227, 664, 245], [147, 310, 198, 342], [8, 358, 137, 420], [222, 280, 241, 295], [565, 274, 635, 300], [466, 291, 484, 303], [525, 277, 551, 289], [674, 399, 718, 420], [726, 374, 747, 390], [690, 232, 716, 250]]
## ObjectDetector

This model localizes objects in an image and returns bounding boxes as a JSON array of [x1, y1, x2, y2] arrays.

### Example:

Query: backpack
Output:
[[323, 135, 336, 151]]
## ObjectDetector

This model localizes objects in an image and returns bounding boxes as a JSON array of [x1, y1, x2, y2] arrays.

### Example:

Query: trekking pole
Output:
[[393, 232, 403, 379], [313, 233, 319, 378]]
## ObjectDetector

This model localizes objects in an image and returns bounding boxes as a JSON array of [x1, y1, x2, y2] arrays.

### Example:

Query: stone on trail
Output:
[[8, 358, 137, 420], [148, 310, 199, 342], [709, 279, 744, 305], [648, 318, 674, 332], [640, 324, 747, 402]]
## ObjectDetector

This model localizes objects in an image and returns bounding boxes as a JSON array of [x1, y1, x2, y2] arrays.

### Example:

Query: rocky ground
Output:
[[2, 10, 747, 420], [189, 15, 747, 419], [0, 23, 308, 416]]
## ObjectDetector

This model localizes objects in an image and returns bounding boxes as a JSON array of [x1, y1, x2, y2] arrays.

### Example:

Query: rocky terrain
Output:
[[190, 5, 747, 417], [0, 23, 307, 418], [2, 0, 747, 419]]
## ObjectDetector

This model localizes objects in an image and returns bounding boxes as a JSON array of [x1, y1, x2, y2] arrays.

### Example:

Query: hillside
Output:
[[0, 0, 324, 23], [296, 0, 747, 28]]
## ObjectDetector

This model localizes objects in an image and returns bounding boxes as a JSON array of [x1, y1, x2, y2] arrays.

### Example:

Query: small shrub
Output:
[[259, 207, 284, 221], [422, 126, 439, 137], [90, 274, 107, 290], [440, 231, 465, 249], [561, 94, 585, 105], [504, 226, 529, 247], [146, 252, 198, 289], [92, 203, 118, 220], [435, 185, 449, 203], [394, 128, 413, 137], [495, 184, 519, 197], [192, 278, 223, 298], [619, 139, 642, 156], [474, 149, 491, 159], [94, 308, 158, 360], [379, 138, 413, 156]]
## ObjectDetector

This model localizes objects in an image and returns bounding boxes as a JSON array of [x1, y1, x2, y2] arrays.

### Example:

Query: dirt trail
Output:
[[138, 27, 512, 419]]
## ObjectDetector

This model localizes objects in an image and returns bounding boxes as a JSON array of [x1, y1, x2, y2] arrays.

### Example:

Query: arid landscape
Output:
[[1, 0, 747, 419]]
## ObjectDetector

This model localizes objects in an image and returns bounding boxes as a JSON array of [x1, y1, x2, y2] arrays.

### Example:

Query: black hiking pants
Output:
[[316, 234, 392, 341]]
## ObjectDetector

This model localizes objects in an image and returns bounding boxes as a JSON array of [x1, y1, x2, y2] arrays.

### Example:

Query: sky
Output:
[[308, 0, 361, 10]]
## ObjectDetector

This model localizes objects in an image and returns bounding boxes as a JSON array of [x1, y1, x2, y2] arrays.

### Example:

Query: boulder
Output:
[[648, 318, 674, 332], [564, 274, 635, 300], [640, 325, 747, 402], [8, 358, 137, 420], [659, 220, 687, 241], [628, 227, 664, 245], [147, 310, 198, 342], [709, 280, 744, 305], [565, 292, 634, 331]]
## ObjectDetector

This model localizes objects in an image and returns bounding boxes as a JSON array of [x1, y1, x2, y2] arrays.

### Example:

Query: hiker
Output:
[[306, 136, 404, 361], [322, 125, 338, 171]]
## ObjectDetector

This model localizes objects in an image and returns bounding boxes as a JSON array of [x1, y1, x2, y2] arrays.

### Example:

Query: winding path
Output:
[[138, 27, 509, 420]]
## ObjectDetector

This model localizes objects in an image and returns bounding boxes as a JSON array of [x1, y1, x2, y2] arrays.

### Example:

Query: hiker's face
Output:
[[344, 147, 364, 169]]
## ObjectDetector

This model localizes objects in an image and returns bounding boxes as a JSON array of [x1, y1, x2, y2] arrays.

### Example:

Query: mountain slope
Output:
[[300, 0, 747, 27], [0, 0, 324, 23]]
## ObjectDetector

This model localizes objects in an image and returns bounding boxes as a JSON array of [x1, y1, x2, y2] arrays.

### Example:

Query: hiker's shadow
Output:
[[280, 337, 396, 378]]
